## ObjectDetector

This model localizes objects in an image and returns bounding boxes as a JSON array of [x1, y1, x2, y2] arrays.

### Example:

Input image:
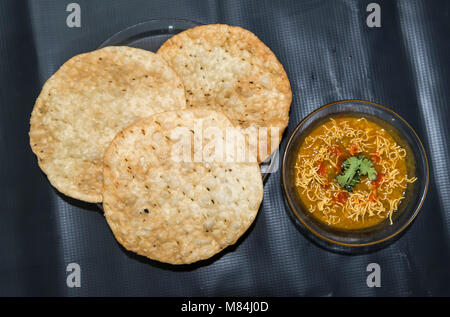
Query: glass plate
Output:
[[96, 19, 275, 210], [99, 19, 202, 51]]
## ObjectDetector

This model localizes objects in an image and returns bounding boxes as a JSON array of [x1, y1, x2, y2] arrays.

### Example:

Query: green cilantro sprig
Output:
[[336, 155, 377, 192]]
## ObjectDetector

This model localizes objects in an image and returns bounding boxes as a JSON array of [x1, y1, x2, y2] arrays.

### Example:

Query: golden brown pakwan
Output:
[[295, 116, 417, 230], [103, 108, 263, 264], [29, 46, 186, 202], [157, 24, 292, 162]]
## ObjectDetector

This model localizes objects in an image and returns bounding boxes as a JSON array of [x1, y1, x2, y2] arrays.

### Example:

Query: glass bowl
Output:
[[281, 100, 429, 252]]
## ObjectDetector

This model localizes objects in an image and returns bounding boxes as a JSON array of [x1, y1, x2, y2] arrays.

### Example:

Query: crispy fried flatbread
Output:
[[29, 46, 186, 202], [102, 108, 263, 264], [157, 24, 292, 161]]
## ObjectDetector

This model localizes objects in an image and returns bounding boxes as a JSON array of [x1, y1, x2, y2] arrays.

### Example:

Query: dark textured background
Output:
[[1, 0, 449, 296]]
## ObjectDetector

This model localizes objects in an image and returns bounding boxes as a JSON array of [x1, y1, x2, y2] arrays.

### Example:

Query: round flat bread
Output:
[[103, 108, 263, 264], [157, 24, 292, 162], [29, 46, 186, 202]]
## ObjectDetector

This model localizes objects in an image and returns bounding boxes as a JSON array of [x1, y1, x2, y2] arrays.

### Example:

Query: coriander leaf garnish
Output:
[[358, 154, 377, 181], [336, 157, 360, 191], [336, 155, 377, 192]]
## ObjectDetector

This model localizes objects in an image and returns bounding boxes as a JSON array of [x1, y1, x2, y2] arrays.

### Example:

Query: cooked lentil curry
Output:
[[295, 116, 417, 230]]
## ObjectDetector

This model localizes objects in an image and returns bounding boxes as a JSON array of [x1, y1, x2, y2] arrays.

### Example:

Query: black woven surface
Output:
[[0, 0, 449, 296]]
